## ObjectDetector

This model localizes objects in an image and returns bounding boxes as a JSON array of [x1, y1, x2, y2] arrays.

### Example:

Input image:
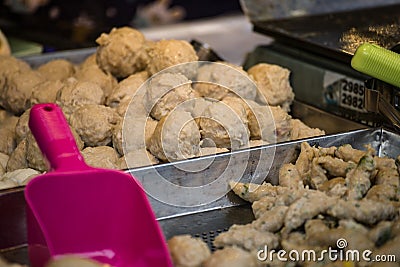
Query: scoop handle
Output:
[[351, 43, 400, 88], [29, 103, 87, 171]]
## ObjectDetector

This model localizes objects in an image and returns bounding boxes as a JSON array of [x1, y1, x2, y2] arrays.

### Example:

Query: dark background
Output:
[[0, 0, 242, 50]]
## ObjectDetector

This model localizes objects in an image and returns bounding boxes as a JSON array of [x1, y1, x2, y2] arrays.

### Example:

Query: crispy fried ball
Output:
[[81, 146, 119, 169], [168, 235, 211, 267], [96, 27, 148, 78], [247, 63, 295, 112], [146, 39, 198, 76], [1, 70, 44, 115], [148, 110, 200, 162], [144, 72, 195, 120], [74, 64, 117, 99], [37, 59, 75, 81], [194, 62, 257, 101], [56, 79, 105, 118], [31, 80, 65, 105], [69, 104, 119, 147]]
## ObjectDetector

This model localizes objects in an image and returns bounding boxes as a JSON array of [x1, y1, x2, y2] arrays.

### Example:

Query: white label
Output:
[[323, 71, 367, 113]]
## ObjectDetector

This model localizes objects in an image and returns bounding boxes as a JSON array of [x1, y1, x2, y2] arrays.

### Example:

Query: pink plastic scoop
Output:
[[25, 103, 173, 267]]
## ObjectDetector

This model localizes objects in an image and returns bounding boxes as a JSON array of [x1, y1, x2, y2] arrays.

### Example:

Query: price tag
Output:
[[323, 71, 367, 113]]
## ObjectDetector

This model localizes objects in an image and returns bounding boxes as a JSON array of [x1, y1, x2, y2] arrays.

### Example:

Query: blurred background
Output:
[[0, 0, 242, 52]]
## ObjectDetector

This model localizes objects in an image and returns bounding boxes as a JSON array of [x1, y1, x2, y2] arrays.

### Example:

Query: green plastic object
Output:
[[351, 43, 400, 88]]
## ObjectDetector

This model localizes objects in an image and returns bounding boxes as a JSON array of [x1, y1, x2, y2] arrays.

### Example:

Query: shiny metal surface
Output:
[[3, 127, 400, 265]]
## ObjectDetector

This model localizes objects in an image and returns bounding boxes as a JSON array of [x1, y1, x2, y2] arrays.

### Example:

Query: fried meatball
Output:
[[148, 110, 200, 162], [56, 80, 105, 117], [96, 27, 148, 78], [114, 116, 156, 155], [119, 149, 159, 169], [199, 101, 249, 149], [3, 168, 40, 186], [70, 104, 119, 147], [194, 62, 257, 101], [0, 55, 31, 95], [31, 80, 65, 105], [0, 127, 16, 155], [15, 109, 30, 144], [0, 152, 9, 170], [79, 53, 97, 70], [37, 59, 75, 81], [144, 72, 195, 120], [74, 64, 117, 99], [247, 63, 295, 111], [81, 146, 119, 169], [106, 71, 148, 108], [1, 70, 44, 115], [6, 139, 28, 172], [199, 147, 229, 156], [290, 119, 325, 140], [203, 246, 257, 267], [168, 235, 211, 267], [146, 39, 198, 76]]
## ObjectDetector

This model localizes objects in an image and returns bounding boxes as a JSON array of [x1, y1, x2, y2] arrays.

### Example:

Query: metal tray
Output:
[[2, 127, 400, 265], [250, 3, 400, 63], [0, 48, 369, 264]]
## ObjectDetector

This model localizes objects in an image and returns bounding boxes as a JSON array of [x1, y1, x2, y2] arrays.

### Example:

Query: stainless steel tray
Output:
[[2, 127, 400, 265], [0, 49, 370, 264]]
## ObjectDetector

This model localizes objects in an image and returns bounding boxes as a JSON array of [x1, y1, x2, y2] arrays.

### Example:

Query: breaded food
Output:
[[194, 62, 256, 101], [327, 198, 397, 225], [119, 149, 159, 169], [31, 80, 65, 105], [37, 59, 75, 81], [106, 71, 148, 108], [74, 64, 117, 99], [144, 72, 195, 120], [96, 27, 148, 78], [252, 205, 288, 232], [246, 100, 291, 143], [79, 53, 97, 70], [214, 223, 279, 251], [168, 235, 211, 267], [148, 110, 200, 162], [69, 104, 119, 147], [345, 154, 375, 200], [6, 139, 28, 172], [0, 55, 30, 96], [146, 39, 198, 76], [290, 119, 325, 140], [81, 146, 119, 169], [198, 101, 249, 149], [278, 163, 303, 190], [1, 70, 44, 115], [15, 109, 31, 144], [247, 63, 295, 111], [0, 127, 16, 155], [56, 80, 105, 117], [2, 168, 40, 186], [203, 246, 257, 267], [114, 117, 157, 155]]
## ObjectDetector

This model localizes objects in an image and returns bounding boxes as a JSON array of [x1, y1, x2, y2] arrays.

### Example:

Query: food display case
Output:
[[1, 1, 400, 266]]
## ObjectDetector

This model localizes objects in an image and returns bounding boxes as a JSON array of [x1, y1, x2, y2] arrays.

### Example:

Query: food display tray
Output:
[[2, 126, 400, 265], [0, 49, 370, 264]]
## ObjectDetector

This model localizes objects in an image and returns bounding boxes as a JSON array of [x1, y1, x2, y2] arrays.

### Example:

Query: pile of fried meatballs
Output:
[[0, 26, 324, 190]]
